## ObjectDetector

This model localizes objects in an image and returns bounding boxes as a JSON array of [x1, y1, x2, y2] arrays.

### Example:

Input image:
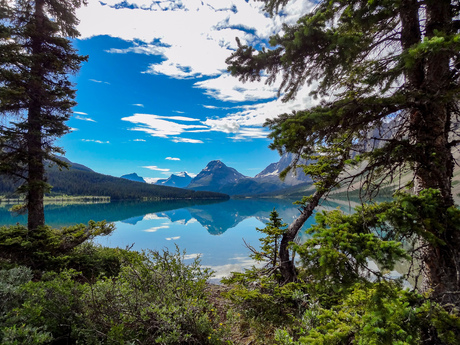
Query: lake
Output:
[[0, 198, 339, 280], [2, 197, 409, 283]]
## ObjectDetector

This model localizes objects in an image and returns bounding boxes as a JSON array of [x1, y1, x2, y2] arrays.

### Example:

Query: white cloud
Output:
[[194, 74, 278, 102], [75, 115, 96, 122], [76, 0, 320, 137], [231, 128, 269, 141], [89, 79, 110, 84], [76, 0, 289, 80], [142, 165, 170, 172], [73, 111, 88, 115], [133, 139, 146, 142], [166, 157, 180, 161], [173, 110, 185, 114], [183, 253, 201, 260], [205, 118, 240, 133], [202, 81, 322, 137], [133, 103, 144, 107], [106, 43, 167, 56], [81, 139, 110, 144], [122, 113, 207, 139], [171, 138, 204, 144], [165, 236, 180, 241]]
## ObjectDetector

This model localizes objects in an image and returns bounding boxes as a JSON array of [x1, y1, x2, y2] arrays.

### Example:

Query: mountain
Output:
[[155, 172, 192, 188], [0, 158, 229, 201], [121, 173, 146, 183], [187, 160, 247, 192], [254, 152, 311, 186], [57, 156, 94, 172], [186, 156, 311, 196]]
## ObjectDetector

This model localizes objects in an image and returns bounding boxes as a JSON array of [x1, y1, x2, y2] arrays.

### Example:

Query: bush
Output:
[[80, 247, 226, 344], [1, 269, 85, 345], [0, 266, 33, 319], [1, 248, 227, 345]]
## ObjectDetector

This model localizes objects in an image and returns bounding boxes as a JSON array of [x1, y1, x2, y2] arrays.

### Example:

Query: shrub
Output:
[[80, 246, 226, 344]]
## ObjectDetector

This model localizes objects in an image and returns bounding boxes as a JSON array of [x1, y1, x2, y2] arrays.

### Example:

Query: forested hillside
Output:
[[0, 161, 228, 201]]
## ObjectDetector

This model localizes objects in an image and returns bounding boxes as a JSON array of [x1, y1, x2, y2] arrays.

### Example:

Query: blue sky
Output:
[[60, 0, 318, 182]]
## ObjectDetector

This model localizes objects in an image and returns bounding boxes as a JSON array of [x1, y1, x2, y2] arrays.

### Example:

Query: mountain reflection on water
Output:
[[0, 198, 332, 234], [0, 198, 370, 281]]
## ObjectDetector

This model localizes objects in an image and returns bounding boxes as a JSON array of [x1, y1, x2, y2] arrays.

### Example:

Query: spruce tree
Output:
[[227, 0, 460, 306], [0, 0, 87, 230]]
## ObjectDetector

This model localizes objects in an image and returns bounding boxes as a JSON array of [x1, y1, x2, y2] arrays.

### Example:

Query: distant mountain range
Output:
[[147, 153, 312, 196], [0, 154, 312, 200], [0, 158, 228, 201]]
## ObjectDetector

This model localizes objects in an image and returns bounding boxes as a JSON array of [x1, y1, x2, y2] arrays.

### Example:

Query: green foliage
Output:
[[0, 168, 230, 201], [223, 191, 460, 344], [1, 325, 53, 345], [0, 221, 114, 270], [2, 269, 87, 344], [0, 248, 227, 344], [275, 283, 460, 345], [0, 266, 32, 319], [0, 0, 88, 229], [64, 242, 136, 279], [251, 209, 287, 270], [222, 211, 306, 343], [81, 247, 225, 344]]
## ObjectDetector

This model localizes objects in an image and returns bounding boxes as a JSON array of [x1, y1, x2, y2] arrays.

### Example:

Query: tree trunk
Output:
[[279, 156, 346, 283], [404, 0, 460, 307], [27, 0, 46, 230], [279, 192, 322, 283]]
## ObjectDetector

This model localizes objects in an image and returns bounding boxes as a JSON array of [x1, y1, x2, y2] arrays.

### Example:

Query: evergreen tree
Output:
[[227, 0, 460, 306], [249, 208, 287, 273], [0, 0, 87, 230]]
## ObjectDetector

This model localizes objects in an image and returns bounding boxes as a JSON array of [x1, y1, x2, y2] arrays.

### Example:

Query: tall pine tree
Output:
[[0, 0, 86, 230], [227, 0, 460, 306]]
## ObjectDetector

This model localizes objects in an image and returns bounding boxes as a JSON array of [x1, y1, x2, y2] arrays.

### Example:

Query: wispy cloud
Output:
[[133, 103, 144, 107], [73, 111, 88, 115], [76, 0, 276, 80], [75, 116, 96, 122], [89, 79, 110, 85], [194, 74, 278, 102], [171, 138, 204, 144], [122, 113, 207, 139], [166, 157, 180, 161], [142, 166, 170, 172], [81, 139, 110, 144], [133, 139, 146, 142], [106, 44, 167, 56], [230, 128, 269, 141], [76, 0, 317, 130], [173, 110, 185, 114], [183, 253, 201, 260]]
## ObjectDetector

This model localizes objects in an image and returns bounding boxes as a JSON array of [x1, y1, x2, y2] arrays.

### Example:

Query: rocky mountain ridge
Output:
[[155, 172, 193, 188]]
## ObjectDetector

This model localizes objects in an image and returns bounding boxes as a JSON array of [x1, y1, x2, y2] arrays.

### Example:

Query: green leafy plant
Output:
[[80, 246, 226, 344]]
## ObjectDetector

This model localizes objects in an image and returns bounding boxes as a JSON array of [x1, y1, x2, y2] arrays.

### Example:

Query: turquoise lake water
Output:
[[0, 198, 356, 281]]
